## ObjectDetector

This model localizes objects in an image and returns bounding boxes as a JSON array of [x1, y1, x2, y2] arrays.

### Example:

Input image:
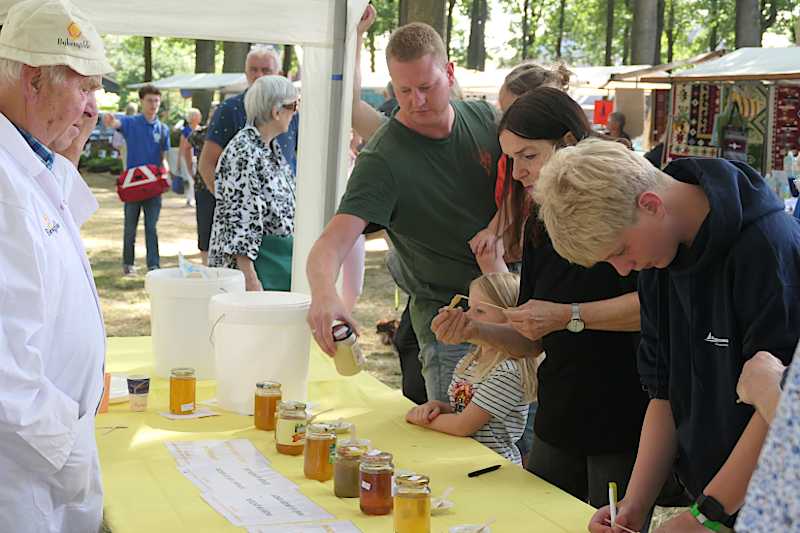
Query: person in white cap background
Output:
[[0, 0, 112, 531]]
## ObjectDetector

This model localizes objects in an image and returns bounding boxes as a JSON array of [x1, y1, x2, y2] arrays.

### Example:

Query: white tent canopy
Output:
[[128, 73, 247, 93], [0, 0, 370, 294], [664, 47, 800, 82]]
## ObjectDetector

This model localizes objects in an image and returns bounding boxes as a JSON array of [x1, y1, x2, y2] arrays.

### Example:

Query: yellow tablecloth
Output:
[[100, 337, 594, 532]]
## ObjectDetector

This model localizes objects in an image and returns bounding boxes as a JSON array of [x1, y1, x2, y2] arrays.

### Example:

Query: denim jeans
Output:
[[123, 195, 161, 269], [418, 340, 473, 403]]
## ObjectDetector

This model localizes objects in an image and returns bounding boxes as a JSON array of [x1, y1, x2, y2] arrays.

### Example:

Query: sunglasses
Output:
[[282, 100, 299, 112]]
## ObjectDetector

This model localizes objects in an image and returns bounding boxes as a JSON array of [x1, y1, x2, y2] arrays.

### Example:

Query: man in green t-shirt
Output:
[[306, 22, 500, 402]]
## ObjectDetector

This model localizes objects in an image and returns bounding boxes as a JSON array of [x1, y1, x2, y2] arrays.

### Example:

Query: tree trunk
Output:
[[666, 0, 675, 63], [555, 0, 567, 59], [654, 0, 665, 64], [192, 40, 216, 121], [399, 0, 447, 38], [631, 0, 658, 65], [143, 36, 153, 82], [735, 0, 761, 47], [222, 41, 249, 73], [622, 0, 631, 64], [466, 0, 488, 70], [446, 0, 457, 59], [522, 0, 531, 60], [708, 0, 719, 50], [605, 0, 615, 66], [282, 45, 294, 77]]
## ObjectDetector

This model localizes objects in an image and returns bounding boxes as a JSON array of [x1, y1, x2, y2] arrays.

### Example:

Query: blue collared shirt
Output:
[[12, 123, 54, 170]]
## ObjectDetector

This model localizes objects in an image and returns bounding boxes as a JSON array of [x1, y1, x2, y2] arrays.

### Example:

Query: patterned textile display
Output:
[[652, 89, 670, 145], [721, 83, 770, 173], [767, 84, 800, 172], [667, 83, 723, 161]]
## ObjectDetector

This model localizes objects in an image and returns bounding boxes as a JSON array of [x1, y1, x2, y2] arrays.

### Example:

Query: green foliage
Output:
[[84, 156, 123, 174]]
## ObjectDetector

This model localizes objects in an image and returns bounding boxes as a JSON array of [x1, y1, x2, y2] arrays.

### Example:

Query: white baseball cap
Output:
[[0, 0, 113, 76]]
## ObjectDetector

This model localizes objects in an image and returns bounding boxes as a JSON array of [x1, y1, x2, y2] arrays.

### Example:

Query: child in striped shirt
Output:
[[405, 272, 538, 465]]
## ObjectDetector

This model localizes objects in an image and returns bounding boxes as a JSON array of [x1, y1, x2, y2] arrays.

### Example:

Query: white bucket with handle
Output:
[[145, 267, 245, 379], [208, 291, 312, 415]]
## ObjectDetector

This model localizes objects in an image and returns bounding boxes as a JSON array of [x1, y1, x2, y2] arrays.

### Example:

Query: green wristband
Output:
[[691, 503, 723, 532]]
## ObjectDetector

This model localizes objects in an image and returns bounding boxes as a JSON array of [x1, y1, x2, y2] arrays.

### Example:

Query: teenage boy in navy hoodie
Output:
[[531, 138, 800, 533]]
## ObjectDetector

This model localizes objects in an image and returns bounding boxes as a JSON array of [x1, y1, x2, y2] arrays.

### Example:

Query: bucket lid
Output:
[[145, 267, 245, 298], [209, 291, 311, 325]]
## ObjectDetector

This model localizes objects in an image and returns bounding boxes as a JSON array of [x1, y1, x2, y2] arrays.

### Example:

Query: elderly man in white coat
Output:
[[0, 0, 112, 531]]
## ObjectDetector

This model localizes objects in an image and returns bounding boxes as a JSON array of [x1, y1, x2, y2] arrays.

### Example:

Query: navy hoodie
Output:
[[638, 158, 800, 500]]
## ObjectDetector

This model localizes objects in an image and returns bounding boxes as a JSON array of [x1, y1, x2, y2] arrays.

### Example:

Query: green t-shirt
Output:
[[337, 99, 500, 345]]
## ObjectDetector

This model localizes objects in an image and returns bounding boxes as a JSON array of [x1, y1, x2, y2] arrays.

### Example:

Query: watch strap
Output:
[[691, 503, 723, 532], [571, 303, 580, 320]]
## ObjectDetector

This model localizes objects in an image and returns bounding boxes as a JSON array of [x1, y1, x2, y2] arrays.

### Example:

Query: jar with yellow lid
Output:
[[359, 450, 394, 515], [394, 473, 431, 533], [334, 439, 370, 498], [254, 381, 281, 431], [304, 423, 337, 481], [169, 367, 196, 415], [275, 400, 307, 455]]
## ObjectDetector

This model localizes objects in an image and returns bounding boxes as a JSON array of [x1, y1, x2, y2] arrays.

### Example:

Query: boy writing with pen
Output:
[[405, 273, 538, 466], [532, 139, 800, 532]]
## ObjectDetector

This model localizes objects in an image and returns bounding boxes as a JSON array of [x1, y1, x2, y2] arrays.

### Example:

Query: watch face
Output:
[[567, 319, 585, 333]]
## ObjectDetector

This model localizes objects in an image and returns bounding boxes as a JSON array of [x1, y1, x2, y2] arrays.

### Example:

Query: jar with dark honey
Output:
[[359, 450, 394, 515]]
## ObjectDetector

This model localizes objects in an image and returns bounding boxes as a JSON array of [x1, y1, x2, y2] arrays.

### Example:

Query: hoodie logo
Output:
[[704, 331, 729, 348]]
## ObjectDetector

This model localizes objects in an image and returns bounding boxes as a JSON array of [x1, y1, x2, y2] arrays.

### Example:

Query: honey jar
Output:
[[334, 439, 370, 498], [254, 381, 281, 431], [275, 400, 307, 455], [394, 474, 431, 533], [169, 367, 196, 415], [359, 450, 394, 515], [303, 423, 337, 481]]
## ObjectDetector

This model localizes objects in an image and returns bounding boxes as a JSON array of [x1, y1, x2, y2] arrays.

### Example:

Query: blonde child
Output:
[[405, 272, 538, 465]]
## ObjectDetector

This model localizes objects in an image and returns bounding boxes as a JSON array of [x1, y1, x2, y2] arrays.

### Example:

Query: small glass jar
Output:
[[334, 440, 369, 498], [332, 322, 366, 376], [169, 367, 196, 415], [359, 450, 394, 515], [254, 381, 282, 431], [303, 423, 337, 481], [275, 400, 307, 455], [394, 474, 431, 533]]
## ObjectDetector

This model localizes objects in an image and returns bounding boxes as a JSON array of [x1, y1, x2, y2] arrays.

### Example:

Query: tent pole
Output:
[[323, 0, 348, 221]]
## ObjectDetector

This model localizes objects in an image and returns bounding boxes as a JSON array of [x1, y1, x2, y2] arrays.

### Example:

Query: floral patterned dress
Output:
[[208, 125, 295, 270], [736, 352, 800, 532]]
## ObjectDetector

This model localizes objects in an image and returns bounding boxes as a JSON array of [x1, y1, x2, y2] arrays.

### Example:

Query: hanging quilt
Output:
[[667, 82, 722, 161], [767, 84, 800, 172], [721, 83, 769, 173]]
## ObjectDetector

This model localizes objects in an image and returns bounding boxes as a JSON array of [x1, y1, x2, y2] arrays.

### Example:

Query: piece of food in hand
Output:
[[447, 294, 465, 309]]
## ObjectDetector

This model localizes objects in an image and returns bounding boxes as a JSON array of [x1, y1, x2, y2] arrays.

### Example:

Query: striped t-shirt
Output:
[[448, 358, 529, 465]]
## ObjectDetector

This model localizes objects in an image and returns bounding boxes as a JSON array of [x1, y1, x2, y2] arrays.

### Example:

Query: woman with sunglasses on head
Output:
[[208, 75, 299, 291], [432, 87, 651, 516]]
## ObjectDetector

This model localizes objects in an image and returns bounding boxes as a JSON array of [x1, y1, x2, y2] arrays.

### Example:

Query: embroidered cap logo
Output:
[[67, 22, 82, 39]]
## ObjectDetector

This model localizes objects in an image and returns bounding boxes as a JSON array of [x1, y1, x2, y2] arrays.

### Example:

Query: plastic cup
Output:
[[127, 375, 150, 412]]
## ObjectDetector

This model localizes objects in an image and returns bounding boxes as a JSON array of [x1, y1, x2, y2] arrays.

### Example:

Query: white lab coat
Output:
[[0, 112, 106, 533]]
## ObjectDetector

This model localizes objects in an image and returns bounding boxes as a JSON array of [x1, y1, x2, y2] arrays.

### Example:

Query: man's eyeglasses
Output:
[[282, 100, 299, 112]]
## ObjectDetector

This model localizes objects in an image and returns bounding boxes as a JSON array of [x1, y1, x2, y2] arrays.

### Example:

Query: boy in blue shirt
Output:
[[104, 84, 169, 274], [533, 139, 800, 533]]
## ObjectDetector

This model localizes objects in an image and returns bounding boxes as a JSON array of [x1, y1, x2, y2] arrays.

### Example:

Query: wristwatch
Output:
[[693, 494, 735, 530], [565, 303, 585, 333]]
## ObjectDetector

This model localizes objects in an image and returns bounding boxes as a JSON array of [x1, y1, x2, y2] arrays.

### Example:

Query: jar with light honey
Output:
[[334, 439, 370, 498], [275, 400, 307, 455], [169, 367, 196, 415], [254, 381, 282, 431], [303, 423, 336, 481], [394, 473, 431, 533], [359, 450, 394, 515]]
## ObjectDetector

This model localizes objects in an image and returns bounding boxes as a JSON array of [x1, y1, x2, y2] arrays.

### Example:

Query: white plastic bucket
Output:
[[145, 268, 245, 379], [208, 291, 312, 415]]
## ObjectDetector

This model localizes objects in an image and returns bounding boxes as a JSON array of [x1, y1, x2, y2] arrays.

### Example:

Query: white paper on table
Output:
[[160, 407, 220, 420], [166, 439, 270, 468], [247, 521, 363, 533], [202, 489, 334, 527], [179, 462, 297, 494]]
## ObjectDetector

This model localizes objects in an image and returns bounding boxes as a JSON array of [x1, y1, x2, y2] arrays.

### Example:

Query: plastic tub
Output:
[[208, 291, 312, 414], [145, 267, 245, 379]]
